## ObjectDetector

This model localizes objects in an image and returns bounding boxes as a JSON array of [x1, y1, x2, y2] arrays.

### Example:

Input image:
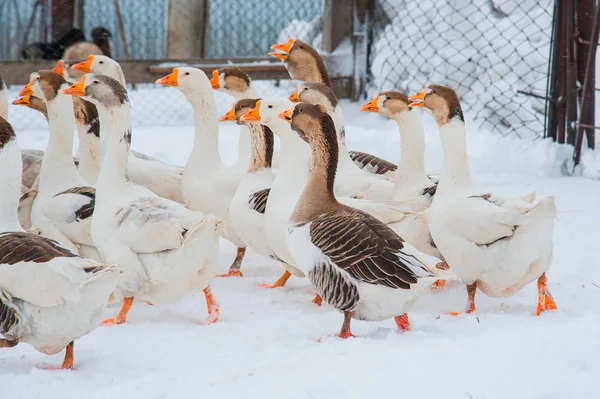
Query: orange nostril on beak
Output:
[[12, 95, 31, 106], [240, 100, 261, 122], [219, 103, 237, 121], [277, 108, 293, 123], [155, 69, 179, 86], [72, 55, 94, 73], [358, 95, 379, 112], [19, 82, 34, 97], [62, 76, 86, 97]]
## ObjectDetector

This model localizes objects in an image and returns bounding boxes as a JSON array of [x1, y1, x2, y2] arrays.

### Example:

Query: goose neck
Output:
[[0, 140, 23, 231], [189, 93, 222, 167], [246, 122, 273, 173], [394, 110, 428, 183], [97, 105, 131, 191], [434, 119, 472, 199]]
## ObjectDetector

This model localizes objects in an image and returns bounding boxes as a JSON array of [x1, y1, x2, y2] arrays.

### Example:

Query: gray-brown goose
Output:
[[0, 114, 121, 370], [282, 102, 449, 338]]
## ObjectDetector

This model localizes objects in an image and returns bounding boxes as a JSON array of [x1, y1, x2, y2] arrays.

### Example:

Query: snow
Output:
[[2, 97, 600, 398]]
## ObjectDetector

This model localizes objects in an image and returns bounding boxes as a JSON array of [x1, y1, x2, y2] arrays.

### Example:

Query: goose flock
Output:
[[0, 38, 557, 369]]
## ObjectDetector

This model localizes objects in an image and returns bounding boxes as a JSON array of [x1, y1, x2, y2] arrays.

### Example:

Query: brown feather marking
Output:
[[54, 186, 96, 221], [0, 232, 77, 265], [348, 150, 398, 175], [248, 188, 270, 214]]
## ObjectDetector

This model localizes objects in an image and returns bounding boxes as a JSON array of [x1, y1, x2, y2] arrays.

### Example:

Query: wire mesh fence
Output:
[[369, 0, 553, 139], [2, 0, 554, 141]]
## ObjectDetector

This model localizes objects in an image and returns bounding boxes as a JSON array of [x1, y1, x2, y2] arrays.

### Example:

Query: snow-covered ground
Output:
[[2, 97, 600, 398]]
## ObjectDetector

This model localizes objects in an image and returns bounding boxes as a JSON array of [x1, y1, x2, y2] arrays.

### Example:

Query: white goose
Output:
[[64, 74, 222, 325], [156, 67, 248, 277], [71, 55, 184, 202], [242, 99, 414, 292], [289, 82, 395, 200], [283, 103, 449, 337], [0, 114, 121, 370], [409, 84, 557, 315], [221, 99, 282, 270], [20, 71, 99, 259]]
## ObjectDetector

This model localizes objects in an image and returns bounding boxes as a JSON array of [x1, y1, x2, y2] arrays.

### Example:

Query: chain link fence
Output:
[[369, 0, 553, 139]]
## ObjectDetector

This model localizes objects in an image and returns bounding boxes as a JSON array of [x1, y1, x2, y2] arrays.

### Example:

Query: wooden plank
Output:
[[322, 0, 353, 52], [51, 0, 75, 40]]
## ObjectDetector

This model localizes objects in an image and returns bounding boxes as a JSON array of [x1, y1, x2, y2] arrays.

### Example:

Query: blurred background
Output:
[[0, 0, 597, 165]]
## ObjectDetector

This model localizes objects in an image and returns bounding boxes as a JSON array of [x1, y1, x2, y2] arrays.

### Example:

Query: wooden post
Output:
[[166, 0, 207, 59], [351, 0, 375, 101], [576, 0, 597, 150], [322, 0, 353, 53], [51, 0, 75, 40], [113, 0, 130, 59], [565, 0, 578, 145]]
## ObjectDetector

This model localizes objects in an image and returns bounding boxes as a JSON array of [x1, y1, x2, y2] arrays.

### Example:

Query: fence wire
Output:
[[369, 0, 553, 139]]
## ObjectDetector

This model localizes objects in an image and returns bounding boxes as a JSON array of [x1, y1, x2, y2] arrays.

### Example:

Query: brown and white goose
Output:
[[282, 103, 449, 338], [270, 38, 398, 177], [0, 114, 121, 370], [409, 84, 557, 315], [19, 71, 99, 259]]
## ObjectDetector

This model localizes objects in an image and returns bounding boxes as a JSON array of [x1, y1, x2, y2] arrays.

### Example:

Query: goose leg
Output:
[[201, 286, 220, 325], [102, 296, 134, 325], [337, 311, 355, 339], [448, 282, 477, 316], [216, 247, 246, 277], [394, 313, 411, 332], [0, 338, 18, 347], [431, 261, 449, 290], [60, 341, 74, 370], [536, 273, 557, 315], [259, 270, 292, 289]]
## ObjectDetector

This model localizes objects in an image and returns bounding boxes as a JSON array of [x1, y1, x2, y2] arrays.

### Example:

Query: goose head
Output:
[[72, 54, 117, 75], [282, 102, 332, 146], [270, 38, 331, 86], [155, 67, 213, 104], [63, 74, 128, 110], [289, 82, 337, 112], [12, 95, 48, 120], [359, 91, 411, 119], [210, 67, 252, 99], [409, 84, 464, 126], [220, 98, 261, 125], [240, 98, 293, 134], [21, 71, 67, 103]]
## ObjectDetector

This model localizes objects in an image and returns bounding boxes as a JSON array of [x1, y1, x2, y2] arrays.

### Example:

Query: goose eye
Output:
[[185, 72, 190, 76], [386, 96, 391, 100], [36, 77, 40, 81], [303, 87, 308, 91], [432, 89, 436, 93], [298, 45, 304, 49], [298, 108, 303, 113], [93, 80, 99, 84], [99, 61, 104, 64], [268, 105, 273, 109]]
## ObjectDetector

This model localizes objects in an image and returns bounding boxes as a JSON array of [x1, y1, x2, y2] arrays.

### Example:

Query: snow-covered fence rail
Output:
[[368, 0, 554, 139]]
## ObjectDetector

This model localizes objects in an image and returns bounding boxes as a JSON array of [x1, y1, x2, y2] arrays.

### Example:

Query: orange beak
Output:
[[269, 38, 294, 60], [240, 100, 261, 122], [63, 76, 86, 97], [210, 70, 220, 89], [359, 95, 379, 112], [72, 55, 94, 73], [19, 81, 34, 96], [52, 60, 64, 76], [288, 85, 300, 102], [277, 108, 293, 123], [408, 85, 428, 108], [219, 103, 237, 121], [155, 69, 179, 86], [13, 95, 31, 106]]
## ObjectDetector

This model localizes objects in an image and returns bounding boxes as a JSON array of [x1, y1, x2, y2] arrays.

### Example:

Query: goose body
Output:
[[66, 74, 221, 324], [283, 103, 448, 336], [0, 115, 121, 369], [409, 85, 557, 314]]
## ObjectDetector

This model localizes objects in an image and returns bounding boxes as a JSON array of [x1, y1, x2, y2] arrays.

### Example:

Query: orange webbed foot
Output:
[[258, 270, 292, 289], [312, 294, 323, 306], [201, 286, 220, 325], [216, 269, 243, 278], [394, 313, 411, 332]]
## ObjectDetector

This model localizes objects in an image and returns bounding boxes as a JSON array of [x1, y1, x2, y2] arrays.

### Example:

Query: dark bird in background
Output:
[[21, 27, 112, 61]]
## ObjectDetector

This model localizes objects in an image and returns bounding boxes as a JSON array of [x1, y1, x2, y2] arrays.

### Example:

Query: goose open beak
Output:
[[269, 38, 294, 60], [52, 60, 64, 76], [72, 55, 94, 73], [219, 103, 237, 121], [155, 69, 179, 86], [19, 81, 34, 96], [63, 76, 86, 97], [13, 95, 31, 106], [210, 70, 220, 89], [359, 95, 379, 112], [288, 85, 300, 102], [277, 108, 293, 123], [240, 101, 261, 121], [408, 85, 428, 108]]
